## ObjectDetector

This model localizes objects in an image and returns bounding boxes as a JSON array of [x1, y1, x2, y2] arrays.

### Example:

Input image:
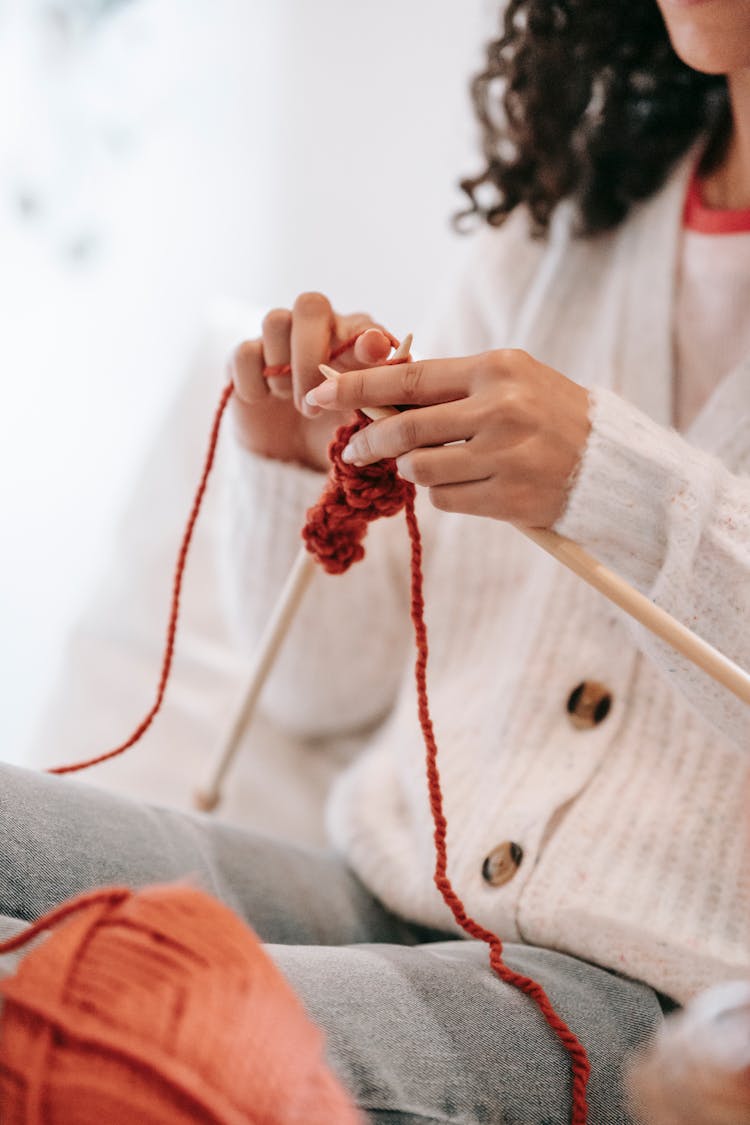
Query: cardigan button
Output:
[[482, 841, 523, 887], [566, 681, 612, 730]]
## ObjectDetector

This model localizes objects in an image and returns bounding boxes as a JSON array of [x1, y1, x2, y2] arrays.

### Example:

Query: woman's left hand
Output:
[[306, 349, 591, 528]]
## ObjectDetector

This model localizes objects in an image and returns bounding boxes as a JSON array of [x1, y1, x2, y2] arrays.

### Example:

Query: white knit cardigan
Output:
[[218, 151, 750, 1004]]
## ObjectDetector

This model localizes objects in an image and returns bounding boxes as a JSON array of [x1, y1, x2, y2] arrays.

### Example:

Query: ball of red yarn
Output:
[[302, 416, 414, 574], [0, 882, 362, 1124]]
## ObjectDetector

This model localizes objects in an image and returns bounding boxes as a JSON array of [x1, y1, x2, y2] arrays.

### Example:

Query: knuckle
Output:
[[231, 338, 260, 370], [229, 340, 263, 402], [499, 346, 527, 364], [396, 413, 420, 451], [347, 312, 377, 332], [344, 367, 366, 405], [476, 350, 500, 378], [400, 362, 426, 404], [272, 381, 293, 401], [409, 454, 433, 487], [294, 291, 331, 318], [466, 395, 491, 429], [486, 347, 525, 377], [501, 383, 534, 425], [429, 486, 452, 512], [396, 452, 416, 481], [354, 427, 373, 460], [262, 307, 291, 336]]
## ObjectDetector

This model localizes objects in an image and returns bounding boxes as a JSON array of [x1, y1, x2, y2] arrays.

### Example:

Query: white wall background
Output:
[[0, 0, 494, 762]]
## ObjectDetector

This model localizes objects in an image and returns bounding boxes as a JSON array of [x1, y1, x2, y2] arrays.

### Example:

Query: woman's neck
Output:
[[702, 70, 750, 210]]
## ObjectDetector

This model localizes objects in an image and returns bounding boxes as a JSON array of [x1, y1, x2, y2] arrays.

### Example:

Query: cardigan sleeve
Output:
[[553, 386, 750, 746]]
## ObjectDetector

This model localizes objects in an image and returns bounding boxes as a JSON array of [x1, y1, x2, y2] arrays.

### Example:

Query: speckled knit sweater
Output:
[[217, 150, 750, 1005]]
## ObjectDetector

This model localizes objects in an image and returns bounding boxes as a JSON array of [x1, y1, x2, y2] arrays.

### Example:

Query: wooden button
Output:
[[482, 841, 523, 887], [566, 681, 612, 730]]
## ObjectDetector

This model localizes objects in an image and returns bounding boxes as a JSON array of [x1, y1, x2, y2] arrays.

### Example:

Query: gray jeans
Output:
[[0, 763, 667, 1124]]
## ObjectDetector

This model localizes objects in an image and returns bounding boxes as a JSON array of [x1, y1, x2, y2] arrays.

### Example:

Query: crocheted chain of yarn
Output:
[[302, 414, 414, 574]]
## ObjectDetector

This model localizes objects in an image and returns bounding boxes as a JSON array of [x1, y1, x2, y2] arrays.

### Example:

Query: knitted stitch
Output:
[[303, 415, 413, 574]]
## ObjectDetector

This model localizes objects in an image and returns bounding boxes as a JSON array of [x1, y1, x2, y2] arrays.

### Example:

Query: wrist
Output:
[[552, 387, 718, 591]]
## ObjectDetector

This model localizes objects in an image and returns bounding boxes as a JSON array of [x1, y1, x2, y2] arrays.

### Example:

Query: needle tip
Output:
[[393, 332, 413, 361]]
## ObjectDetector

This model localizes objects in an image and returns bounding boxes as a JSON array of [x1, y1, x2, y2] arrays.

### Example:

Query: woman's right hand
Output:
[[228, 292, 395, 472]]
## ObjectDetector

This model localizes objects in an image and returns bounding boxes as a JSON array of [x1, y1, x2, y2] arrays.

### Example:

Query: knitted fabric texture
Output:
[[44, 334, 591, 1123], [302, 415, 413, 574], [0, 882, 362, 1125]]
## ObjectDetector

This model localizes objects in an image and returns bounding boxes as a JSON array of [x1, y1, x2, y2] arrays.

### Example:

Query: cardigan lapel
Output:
[[614, 150, 696, 428], [511, 144, 748, 460], [512, 155, 691, 410], [685, 356, 750, 465], [617, 145, 750, 461]]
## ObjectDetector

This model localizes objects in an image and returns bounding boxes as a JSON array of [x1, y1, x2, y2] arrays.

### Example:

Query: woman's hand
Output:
[[229, 292, 394, 472], [306, 349, 591, 528]]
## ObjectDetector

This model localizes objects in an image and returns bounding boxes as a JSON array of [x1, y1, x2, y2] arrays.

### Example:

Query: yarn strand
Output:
[[47, 382, 235, 775], [402, 490, 591, 1125], [46, 333, 371, 776], [0, 888, 130, 954]]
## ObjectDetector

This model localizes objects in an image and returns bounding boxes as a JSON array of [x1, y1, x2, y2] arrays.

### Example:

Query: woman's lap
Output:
[[0, 763, 664, 1123], [271, 939, 664, 1124], [0, 762, 430, 945]]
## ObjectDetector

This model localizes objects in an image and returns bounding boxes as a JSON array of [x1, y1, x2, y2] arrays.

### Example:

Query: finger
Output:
[[230, 338, 268, 405], [303, 317, 393, 410], [341, 400, 476, 466], [334, 311, 396, 347], [291, 291, 334, 415], [429, 478, 496, 518], [261, 307, 293, 400], [352, 327, 393, 367], [306, 358, 470, 412], [396, 444, 489, 488]]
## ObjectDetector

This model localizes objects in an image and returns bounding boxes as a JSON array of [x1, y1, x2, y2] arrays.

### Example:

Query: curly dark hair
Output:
[[458, 0, 730, 236]]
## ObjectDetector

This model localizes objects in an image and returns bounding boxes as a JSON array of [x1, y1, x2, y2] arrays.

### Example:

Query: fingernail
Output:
[[306, 382, 336, 407], [341, 443, 357, 463]]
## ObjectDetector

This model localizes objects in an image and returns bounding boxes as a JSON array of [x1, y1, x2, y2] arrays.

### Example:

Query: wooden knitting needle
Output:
[[315, 385, 750, 707], [194, 333, 413, 812], [520, 525, 750, 705], [324, 391, 750, 707], [314, 387, 746, 702]]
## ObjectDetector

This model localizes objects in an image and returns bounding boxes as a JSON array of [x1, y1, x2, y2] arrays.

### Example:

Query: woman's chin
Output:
[[657, 1, 750, 75]]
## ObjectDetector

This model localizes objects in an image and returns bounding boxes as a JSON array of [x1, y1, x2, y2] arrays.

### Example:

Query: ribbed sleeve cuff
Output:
[[553, 386, 720, 593], [226, 438, 328, 532]]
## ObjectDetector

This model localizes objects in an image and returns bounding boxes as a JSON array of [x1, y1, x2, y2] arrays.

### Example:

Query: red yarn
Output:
[[402, 489, 591, 1124], [47, 380, 234, 776], [302, 415, 413, 573], [305, 411, 591, 1125], [44, 332, 591, 1122]]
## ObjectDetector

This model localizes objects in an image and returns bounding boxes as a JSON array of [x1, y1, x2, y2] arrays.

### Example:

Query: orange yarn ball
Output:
[[0, 883, 362, 1124]]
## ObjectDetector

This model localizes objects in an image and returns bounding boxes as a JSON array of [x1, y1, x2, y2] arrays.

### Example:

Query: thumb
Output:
[[334, 313, 395, 368], [352, 327, 392, 367]]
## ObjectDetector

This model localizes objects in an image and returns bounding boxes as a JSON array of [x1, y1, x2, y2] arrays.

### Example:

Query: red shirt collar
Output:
[[683, 166, 750, 234]]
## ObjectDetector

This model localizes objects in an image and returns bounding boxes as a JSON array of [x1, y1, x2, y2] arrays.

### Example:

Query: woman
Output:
[[1, 1, 749, 1122]]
